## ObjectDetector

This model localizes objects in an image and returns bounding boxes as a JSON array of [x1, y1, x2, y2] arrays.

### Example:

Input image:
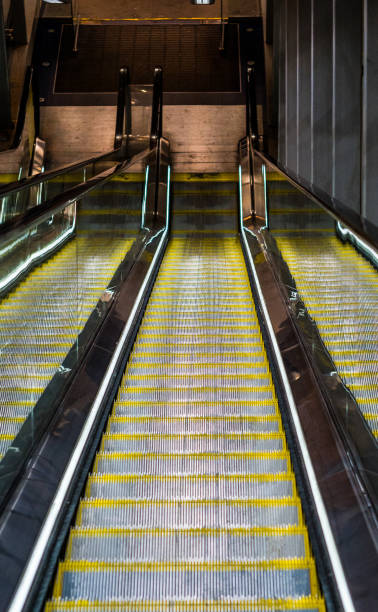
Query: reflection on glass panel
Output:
[[0, 165, 146, 463], [262, 160, 378, 440]]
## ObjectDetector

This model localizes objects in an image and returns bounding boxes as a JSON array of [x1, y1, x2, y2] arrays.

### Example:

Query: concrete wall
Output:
[[272, 0, 378, 239], [41, 105, 245, 173]]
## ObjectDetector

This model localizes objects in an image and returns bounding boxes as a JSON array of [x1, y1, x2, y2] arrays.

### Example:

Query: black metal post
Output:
[[246, 64, 259, 149], [6, 0, 27, 45], [150, 66, 163, 147], [115, 67, 127, 148], [0, 0, 12, 132]]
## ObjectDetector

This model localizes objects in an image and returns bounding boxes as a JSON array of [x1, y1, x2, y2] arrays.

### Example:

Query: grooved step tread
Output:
[[48, 235, 322, 608], [275, 234, 378, 435], [0, 232, 135, 457]]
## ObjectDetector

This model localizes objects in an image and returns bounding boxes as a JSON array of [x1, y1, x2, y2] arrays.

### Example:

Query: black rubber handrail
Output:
[[0, 147, 121, 198], [0, 66, 163, 200], [245, 65, 378, 251], [0, 66, 164, 243], [0, 147, 152, 245]]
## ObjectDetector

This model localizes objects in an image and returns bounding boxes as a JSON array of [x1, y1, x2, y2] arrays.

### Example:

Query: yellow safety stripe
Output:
[[45, 597, 326, 611]]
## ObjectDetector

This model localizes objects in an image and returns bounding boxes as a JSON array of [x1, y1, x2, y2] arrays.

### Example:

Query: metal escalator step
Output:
[[106, 416, 282, 435], [77, 498, 303, 529], [113, 400, 279, 417], [135, 334, 263, 342], [53, 559, 318, 601], [100, 433, 286, 453], [93, 451, 290, 476], [85, 474, 296, 501], [138, 324, 260, 333], [129, 351, 266, 364], [130, 343, 264, 353], [117, 388, 275, 402], [122, 374, 272, 388], [126, 363, 269, 375], [67, 526, 309, 562]]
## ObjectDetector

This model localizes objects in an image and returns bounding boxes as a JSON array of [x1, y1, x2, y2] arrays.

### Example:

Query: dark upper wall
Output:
[[271, 0, 378, 241]]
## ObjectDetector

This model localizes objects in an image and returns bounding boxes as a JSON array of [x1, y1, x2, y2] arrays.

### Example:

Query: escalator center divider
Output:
[[239, 234, 339, 612]]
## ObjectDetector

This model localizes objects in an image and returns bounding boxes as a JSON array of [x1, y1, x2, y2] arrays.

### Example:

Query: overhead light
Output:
[[191, 1, 215, 4]]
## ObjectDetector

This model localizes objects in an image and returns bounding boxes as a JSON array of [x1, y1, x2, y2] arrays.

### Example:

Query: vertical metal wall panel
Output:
[[297, 0, 312, 182], [333, 0, 361, 215], [285, 0, 298, 173], [311, 0, 333, 197], [362, 0, 378, 230], [277, 0, 286, 164]]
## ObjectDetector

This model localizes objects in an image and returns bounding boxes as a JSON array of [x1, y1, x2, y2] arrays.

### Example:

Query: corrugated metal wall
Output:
[[272, 0, 377, 239]]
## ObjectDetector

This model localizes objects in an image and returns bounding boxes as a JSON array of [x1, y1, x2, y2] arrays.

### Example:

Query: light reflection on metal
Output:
[[141, 165, 150, 229], [238, 167, 356, 612], [191, 0, 215, 4], [336, 221, 378, 267], [0, 205, 76, 292]]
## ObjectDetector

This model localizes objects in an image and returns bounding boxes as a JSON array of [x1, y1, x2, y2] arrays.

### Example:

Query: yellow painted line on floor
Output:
[[81, 17, 224, 22], [172, 173, 238, 182]]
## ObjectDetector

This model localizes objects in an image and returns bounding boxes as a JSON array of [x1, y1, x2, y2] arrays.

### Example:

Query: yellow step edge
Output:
[[122, 373, 271, 381], [85, 472, 295, 496], [129, 342, 265, 348], [45, 596, 326, 611], [128, 352, 266, 358], [76, 497, 302, 522], [107, 415, 282, 429], [126, 361, 269, 368], [66, 525, 310, 559], [113, 399, 279, 407], [0, 417, 25, 423], [99, 432, 287, 452], [92, 451, 291, 474], [118, 386, 275, 394]]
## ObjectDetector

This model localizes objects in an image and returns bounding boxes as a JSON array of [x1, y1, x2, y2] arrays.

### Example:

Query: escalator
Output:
[[0, 166, 145, 460], [272, 233, 378, 438], [45, 177, 324, 609], [0, 66, 377, 612], [0, 228, 137, 458]]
